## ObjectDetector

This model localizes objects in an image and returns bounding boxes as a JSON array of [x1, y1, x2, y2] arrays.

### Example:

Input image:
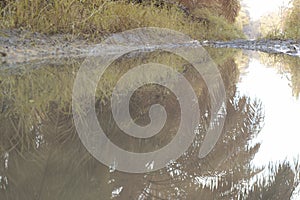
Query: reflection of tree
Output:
[[246, 163, 297, 200], [0, 108, 114, 200], [259, 53, 300, 98], [282, 56, 300, 98], [0, 49, 299, 200], [128, 95, 264, 200], [92, 53, 267, 199]]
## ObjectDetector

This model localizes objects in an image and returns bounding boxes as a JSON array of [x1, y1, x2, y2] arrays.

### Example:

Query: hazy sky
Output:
[[243, 0, 291, 20]]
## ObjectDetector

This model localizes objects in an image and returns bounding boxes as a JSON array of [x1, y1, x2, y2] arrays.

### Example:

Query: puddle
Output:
[[0, 47, 299, 199]]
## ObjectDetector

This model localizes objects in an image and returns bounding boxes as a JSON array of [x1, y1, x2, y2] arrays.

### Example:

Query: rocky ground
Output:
[[1, 29, 300, 68], [0, 29, 98, 63], [202, 39, 300, 56]]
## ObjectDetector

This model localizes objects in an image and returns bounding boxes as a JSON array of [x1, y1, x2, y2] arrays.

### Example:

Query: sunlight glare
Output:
[[243, 0, 291, 20]]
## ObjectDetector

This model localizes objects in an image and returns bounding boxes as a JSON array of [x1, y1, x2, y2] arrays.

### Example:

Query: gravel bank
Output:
[[1, 30, 300, 69], [201, 39, 300, 56], [0, 29, 98, 66]]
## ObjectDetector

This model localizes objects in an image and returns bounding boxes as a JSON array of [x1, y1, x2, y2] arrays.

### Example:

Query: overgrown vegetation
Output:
[[259, 53, 300, 98], [0, 0, 243, 41], [261, 0, 300, 39], [284, 0, 300, 39]]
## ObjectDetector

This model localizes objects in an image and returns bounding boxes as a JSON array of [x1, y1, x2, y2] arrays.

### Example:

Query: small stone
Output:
[[0, 51, 7, 57], [287, 45, 297, 54]]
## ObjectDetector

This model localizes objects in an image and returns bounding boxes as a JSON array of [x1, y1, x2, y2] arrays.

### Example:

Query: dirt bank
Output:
[[1, 30, 300, 69]]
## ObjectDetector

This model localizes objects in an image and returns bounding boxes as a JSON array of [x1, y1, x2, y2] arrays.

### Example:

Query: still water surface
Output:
[[0, 48, 299, 199]]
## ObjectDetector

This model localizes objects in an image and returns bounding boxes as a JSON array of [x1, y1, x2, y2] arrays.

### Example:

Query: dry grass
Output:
[[0, 0, 243, 41]]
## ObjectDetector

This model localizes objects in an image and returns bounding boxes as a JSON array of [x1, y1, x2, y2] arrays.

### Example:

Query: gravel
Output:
[[201, 39, 300, 56]]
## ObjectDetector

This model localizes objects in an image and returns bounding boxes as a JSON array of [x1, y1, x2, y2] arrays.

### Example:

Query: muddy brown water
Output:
[[0, 47, 299, 199]]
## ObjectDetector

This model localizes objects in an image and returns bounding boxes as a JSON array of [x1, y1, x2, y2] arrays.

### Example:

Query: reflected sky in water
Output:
[[237, 57, 300, 167], [0, 48, 299, 199]]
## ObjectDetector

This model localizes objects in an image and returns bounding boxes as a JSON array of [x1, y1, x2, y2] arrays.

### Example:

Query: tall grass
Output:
[[0, 0, 243, 41]]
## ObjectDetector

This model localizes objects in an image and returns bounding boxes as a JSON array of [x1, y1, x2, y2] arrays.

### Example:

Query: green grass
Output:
[[0, 0, 243, 41]]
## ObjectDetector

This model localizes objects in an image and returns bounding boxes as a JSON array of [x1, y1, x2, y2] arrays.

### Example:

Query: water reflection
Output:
[[238, 57, 300, 167], [0, 48, 299, 199]]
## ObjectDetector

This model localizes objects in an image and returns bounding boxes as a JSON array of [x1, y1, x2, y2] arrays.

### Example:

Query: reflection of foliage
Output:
[[234, 50, 250, 75], [0, 50, 192, 151], [282, 56, 300, 98], [0, 49, 298, 199], [205, 47, 239, 65], [246, 162, 298, 199], [0, 109, 114, 200], [0, 62, 79, 152], [134, 95, 264, 200], [258, 53, 300, 98], [86, 50, 266, 199]]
